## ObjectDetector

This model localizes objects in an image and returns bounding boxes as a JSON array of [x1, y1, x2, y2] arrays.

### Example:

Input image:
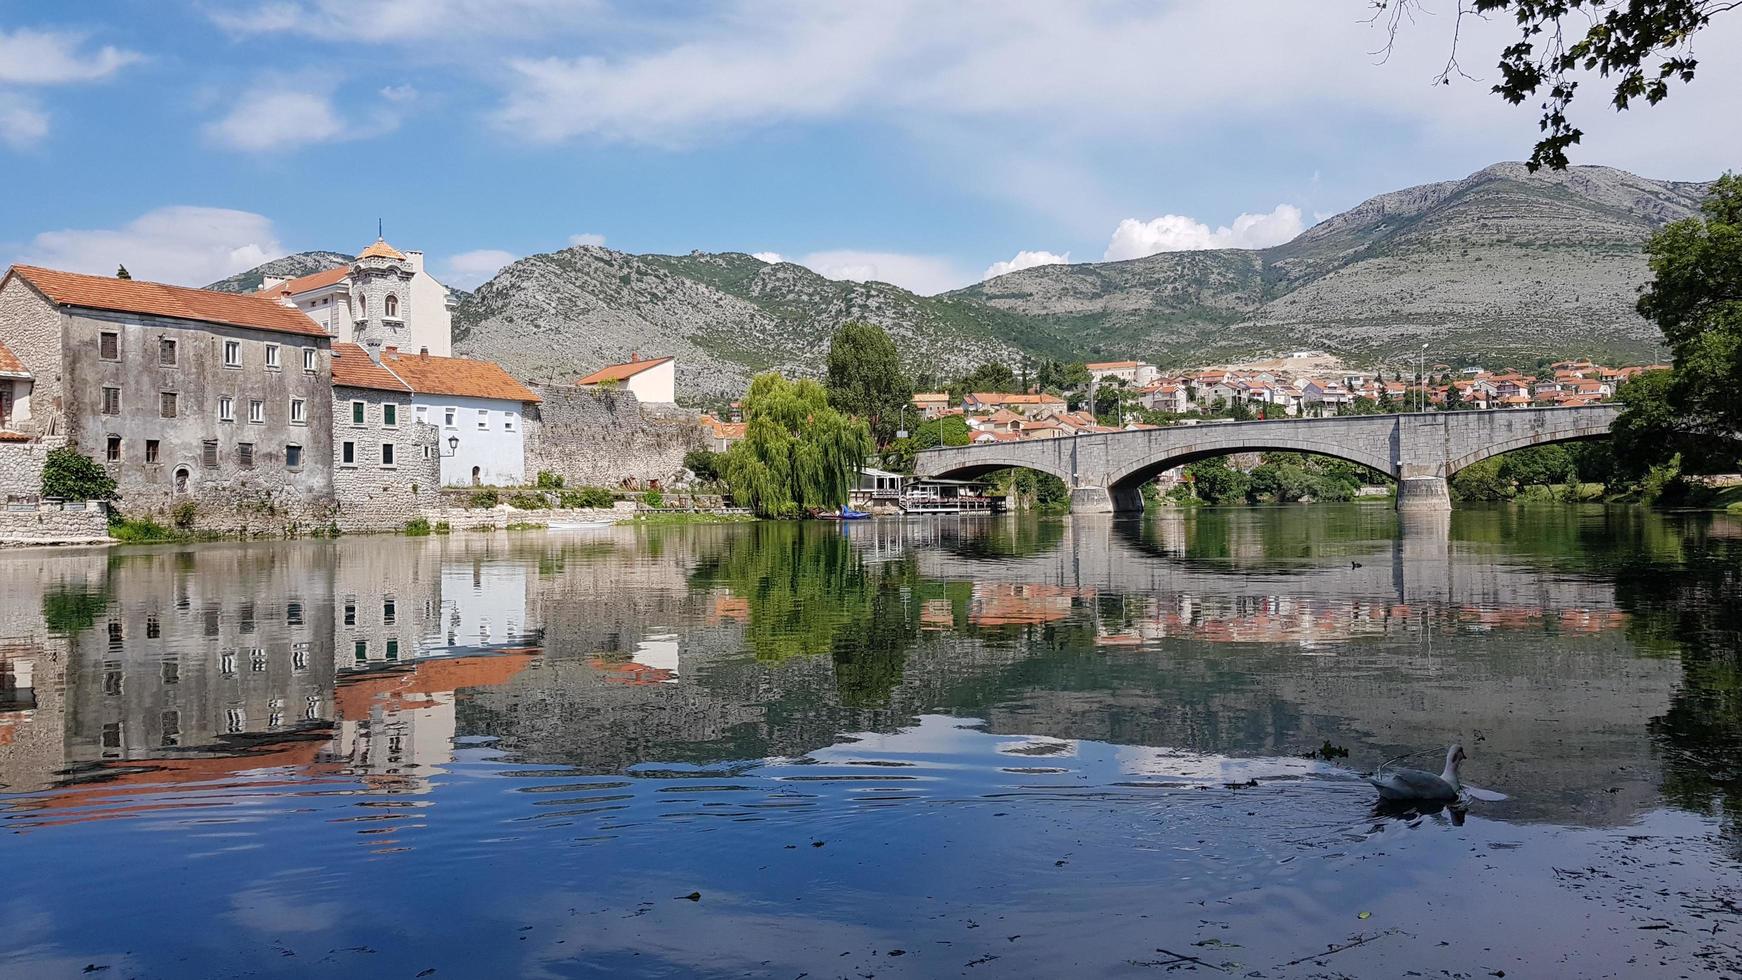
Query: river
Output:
[[1, 505, 1739, 977]]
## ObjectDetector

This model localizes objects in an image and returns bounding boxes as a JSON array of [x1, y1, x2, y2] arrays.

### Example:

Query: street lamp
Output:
[[1419, 342, 1429, 413], [442, 435, 459, 457]]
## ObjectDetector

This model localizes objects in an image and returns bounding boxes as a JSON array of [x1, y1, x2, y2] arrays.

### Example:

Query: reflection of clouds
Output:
[[996, 736, 1079, 759], [228, 885, 345, 934], [1115, 745, 1331, 783]]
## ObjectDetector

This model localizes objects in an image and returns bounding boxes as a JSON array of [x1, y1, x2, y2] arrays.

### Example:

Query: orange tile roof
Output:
[[1085, 360, 1142, 370], [330, 342, 411, 392], [7, 264, 329, 338], [0, 430, 30, 443], [357, 238, 406, 261], [378, 348, 540, 402], [575, 355, 673, 385], [965, 392, 1064, 405], [0, 337, 27, 377], [271, 266, 350, 295], [912, 392, 948, 402]]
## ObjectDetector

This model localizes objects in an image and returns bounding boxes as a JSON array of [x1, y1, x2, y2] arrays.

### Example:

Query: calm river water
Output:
[[2, 506, 1741, 978]]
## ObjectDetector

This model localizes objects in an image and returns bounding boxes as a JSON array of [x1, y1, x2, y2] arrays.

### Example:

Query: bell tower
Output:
[[350, 234, 415, 350]]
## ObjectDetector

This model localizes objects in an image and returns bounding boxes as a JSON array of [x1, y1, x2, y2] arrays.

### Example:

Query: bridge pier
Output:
[[1395, 476, 1452, 513], [1069, 485, 1145, 514]]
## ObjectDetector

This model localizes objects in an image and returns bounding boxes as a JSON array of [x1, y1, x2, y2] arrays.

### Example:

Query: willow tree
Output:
[[723, 373, 874, 517]]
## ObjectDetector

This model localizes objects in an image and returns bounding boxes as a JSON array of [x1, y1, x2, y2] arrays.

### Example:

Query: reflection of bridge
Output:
[[914, 405, 1622, 513]]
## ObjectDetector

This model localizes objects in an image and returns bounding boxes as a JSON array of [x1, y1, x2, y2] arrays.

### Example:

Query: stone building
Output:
[[329, 342, 441, 531], [0, 337, 31, 432], [372, 347, 540, 486], [0, 265, 335, 527], [260, 237, 455, 357], [575, 353, 676, 404]]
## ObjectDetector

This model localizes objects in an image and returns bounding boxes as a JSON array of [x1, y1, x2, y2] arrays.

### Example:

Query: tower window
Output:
[[384, 294, 399, 318]]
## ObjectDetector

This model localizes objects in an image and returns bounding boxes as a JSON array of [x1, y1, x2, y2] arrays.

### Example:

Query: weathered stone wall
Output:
[[0, 275, 64, 437], [420, 504, 629, 530], [330, 385, 441, 533], [0, 437, 62, 501], [0, 501, 111, 545], [523, 385, 704, 489]]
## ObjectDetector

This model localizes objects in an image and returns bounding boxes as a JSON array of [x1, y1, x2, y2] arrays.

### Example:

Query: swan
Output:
[[1368, 744, 1465, 803]]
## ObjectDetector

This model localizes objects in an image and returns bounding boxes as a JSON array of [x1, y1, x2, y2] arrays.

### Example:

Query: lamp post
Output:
[[442, 435, 459, 457], [1419, 342, 1429, 412]]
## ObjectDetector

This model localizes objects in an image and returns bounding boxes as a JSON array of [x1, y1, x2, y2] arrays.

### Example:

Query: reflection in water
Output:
[[1, 507, 1741, 976]]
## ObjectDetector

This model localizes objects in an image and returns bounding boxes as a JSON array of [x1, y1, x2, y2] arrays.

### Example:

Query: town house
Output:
[[0, 265, 334, 518], [259, 237, 457, 357], [575, 353, 676, 403], [370, 347, 540, 486], [329, 343, 441, 529]]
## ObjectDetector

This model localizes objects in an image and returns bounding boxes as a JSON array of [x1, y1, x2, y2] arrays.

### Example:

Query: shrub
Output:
[[468, 489, 500, 508], [683, 449, 723, 482], [507, 491, 548, 510], [536, 470, 565, 489], [107, 516, 175, 543], [42, 446, 117, 501], [642, 489, 664, 509], [170, 500, 198, 530], [42, 589, 109, 634], [434, 520, 452, 534], [559, 486, 615, 509], [1727, 501, 1742, 516], [404, 517, 432, 535]]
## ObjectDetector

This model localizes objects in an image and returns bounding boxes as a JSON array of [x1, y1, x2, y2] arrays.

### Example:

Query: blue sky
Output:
[[3, 1, 1738, 294]]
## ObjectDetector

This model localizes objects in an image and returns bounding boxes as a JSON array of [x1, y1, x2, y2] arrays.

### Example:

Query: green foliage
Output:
[[721, 373, 874, 518], [106, 516, 177, 543], [433, 520, 452, 534], [824, 322, 913, 446], [535, 470, 565, 489], [999, 469, 1069, 512], [1246, 453, 1364, 503], [683, 448, 724, 483], [885, 413, 972, 472], [42, 589, 109, 635], [641, 489, 664, 508], [949, 361, 1019, 402], [1450, 457, 1512, 501], [170, 500, 198, 530], [42, 446, 117, 501], [468, 488, 500, 508], [1036, 359, 1090, 393], [507, 491, 548, 510], [558, 486, 616, 509], [1639, 453, 1685, 505], [1183, 457, 1252, 505], [404, 517, 432, 536]]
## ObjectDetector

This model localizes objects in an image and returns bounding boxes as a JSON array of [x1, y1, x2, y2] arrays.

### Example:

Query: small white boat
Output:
[[545, 520, 615, 531]]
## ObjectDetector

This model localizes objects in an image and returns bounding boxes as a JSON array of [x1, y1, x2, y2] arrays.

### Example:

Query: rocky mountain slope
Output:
[[216, 162, 1709, 400], [206, 251, 352, 293]]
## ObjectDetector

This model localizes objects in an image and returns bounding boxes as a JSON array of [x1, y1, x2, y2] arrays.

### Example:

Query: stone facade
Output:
[[523, 385, 704, 488], [0, 501, 110, 545], [330, 384, 441, 532], [0, 275, 64, 437], [0, 437, 61, 501]]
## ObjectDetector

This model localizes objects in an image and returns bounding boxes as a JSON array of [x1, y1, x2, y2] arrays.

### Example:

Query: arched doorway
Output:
[[174, 467, 190, 494], [471, 465, 481, 486]]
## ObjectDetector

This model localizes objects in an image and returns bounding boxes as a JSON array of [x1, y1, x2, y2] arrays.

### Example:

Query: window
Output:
[[341, 440, 356, 466], [504, 411, 516, 432], [218, 396, 234, 422], [354, 640, 367, 662], [251, 648, 267, 672], [202, 439, 218, 468], [381, 442, 396, 467], [106, 435, 121, 462], [386, 639, 400, 661], [100, 331, 119, 360], [160, 391, 177, 418], [221, 651, 236, 675], [383, 403, 397, 427], [265, 343, 280, 370], [293, 645, 309, 672], [102, 386, 121, 415], [422, 445, 433, 460], [351, 400, 366, 425], [249, 399, 264, 424], [287, 601, 303, 626], [225, 708, 245, 734], [385, 294, 399, 318], [145, 439, 159, 463], [159, 338, 177, 366], [383, 600, 396, 625], [303, 348, 317, 373], [290, 398, 306, 425], [223, 340, 241, 367], [286, 444, 302, 468], [237, 442, 254, 468], [477, 409, 489, 429], [358, 295, 368, 316], [162, 660, 179, 684], [343, 602, 356, 626], [444, 407, 456, 428], [415, 405, 428, 424]]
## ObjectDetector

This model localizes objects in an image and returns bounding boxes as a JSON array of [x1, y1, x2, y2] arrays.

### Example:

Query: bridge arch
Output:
[[914, 446, 1075, 486], [1106, 438, 1396, 496], [1443, 420, 1616, 475]]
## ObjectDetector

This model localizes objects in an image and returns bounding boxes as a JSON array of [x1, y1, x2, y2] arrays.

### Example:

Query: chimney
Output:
[[419, 346, 429, 359], [364, 337, 383, 364], [630, 351, 640, 363], [404, 250, 425, 274], [384, 345, 399, 354]]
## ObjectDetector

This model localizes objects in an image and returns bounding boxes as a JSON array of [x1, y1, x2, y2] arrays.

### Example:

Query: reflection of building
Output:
[[440, 552, 532, 649], [334, 537, 443, 671]]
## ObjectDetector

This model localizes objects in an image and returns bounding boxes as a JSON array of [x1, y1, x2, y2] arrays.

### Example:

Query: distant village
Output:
[[0, 244, 1665, 538]]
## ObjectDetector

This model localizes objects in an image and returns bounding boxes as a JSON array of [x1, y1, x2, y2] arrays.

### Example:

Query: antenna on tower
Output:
[[377, 217, 383, 240]]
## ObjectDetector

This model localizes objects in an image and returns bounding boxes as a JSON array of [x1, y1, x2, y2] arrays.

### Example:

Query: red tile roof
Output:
[[357, 238, 406, 261], [0, 338, 27, 377], [1086, 360, 1143, 370], [330, 342, 411, 392], [7, 264, 329, 338], [576, 355, 673, 385], [379, 348, 540, 403], [269, 266, 350, 296]]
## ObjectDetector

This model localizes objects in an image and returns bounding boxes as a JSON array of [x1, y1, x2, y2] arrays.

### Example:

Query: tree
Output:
[[1444, 384, 1465, 410], [1184, 457, 1252, 504], [884, 414, 971, 472], [721, 373, 873, 518], [41, 446, 117, 500], [115, 265, 131, 280], [950, 361, 1019, 401], [1372, 0, 1735, 170], [825, 322, 913, 447]]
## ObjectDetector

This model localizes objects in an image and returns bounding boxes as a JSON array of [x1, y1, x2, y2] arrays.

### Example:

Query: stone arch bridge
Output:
[[912, 405, 1622, 512]]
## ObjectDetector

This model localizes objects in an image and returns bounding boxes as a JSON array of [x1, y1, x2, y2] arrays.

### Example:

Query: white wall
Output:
[[405, 252, 454, 358], [414, 393, 526, 485], [626, 360, 676, 403]]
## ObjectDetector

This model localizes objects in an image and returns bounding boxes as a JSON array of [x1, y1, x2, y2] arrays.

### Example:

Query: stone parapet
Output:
[[0, 500, 111, 546]]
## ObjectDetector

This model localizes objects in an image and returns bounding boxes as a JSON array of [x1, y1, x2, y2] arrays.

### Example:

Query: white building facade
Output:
[[261, 238, 456, 358]]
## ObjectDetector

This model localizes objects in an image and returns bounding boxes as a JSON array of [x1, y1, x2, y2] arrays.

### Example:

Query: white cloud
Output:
[[444, 248, 517, 288], [751, 251, 784, 264], [983, 249, 1069, 280], [18, 206, 284, 286], [797, 250, 970, 296], [208, 1, 598, 43], [0, 94, 49, 149], [379, 83, 418, 103], [1103, 204, 1303, 261], [205, 87, 347, 152], [0, 28, 142, 85], [567, 232, 607, 247]]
